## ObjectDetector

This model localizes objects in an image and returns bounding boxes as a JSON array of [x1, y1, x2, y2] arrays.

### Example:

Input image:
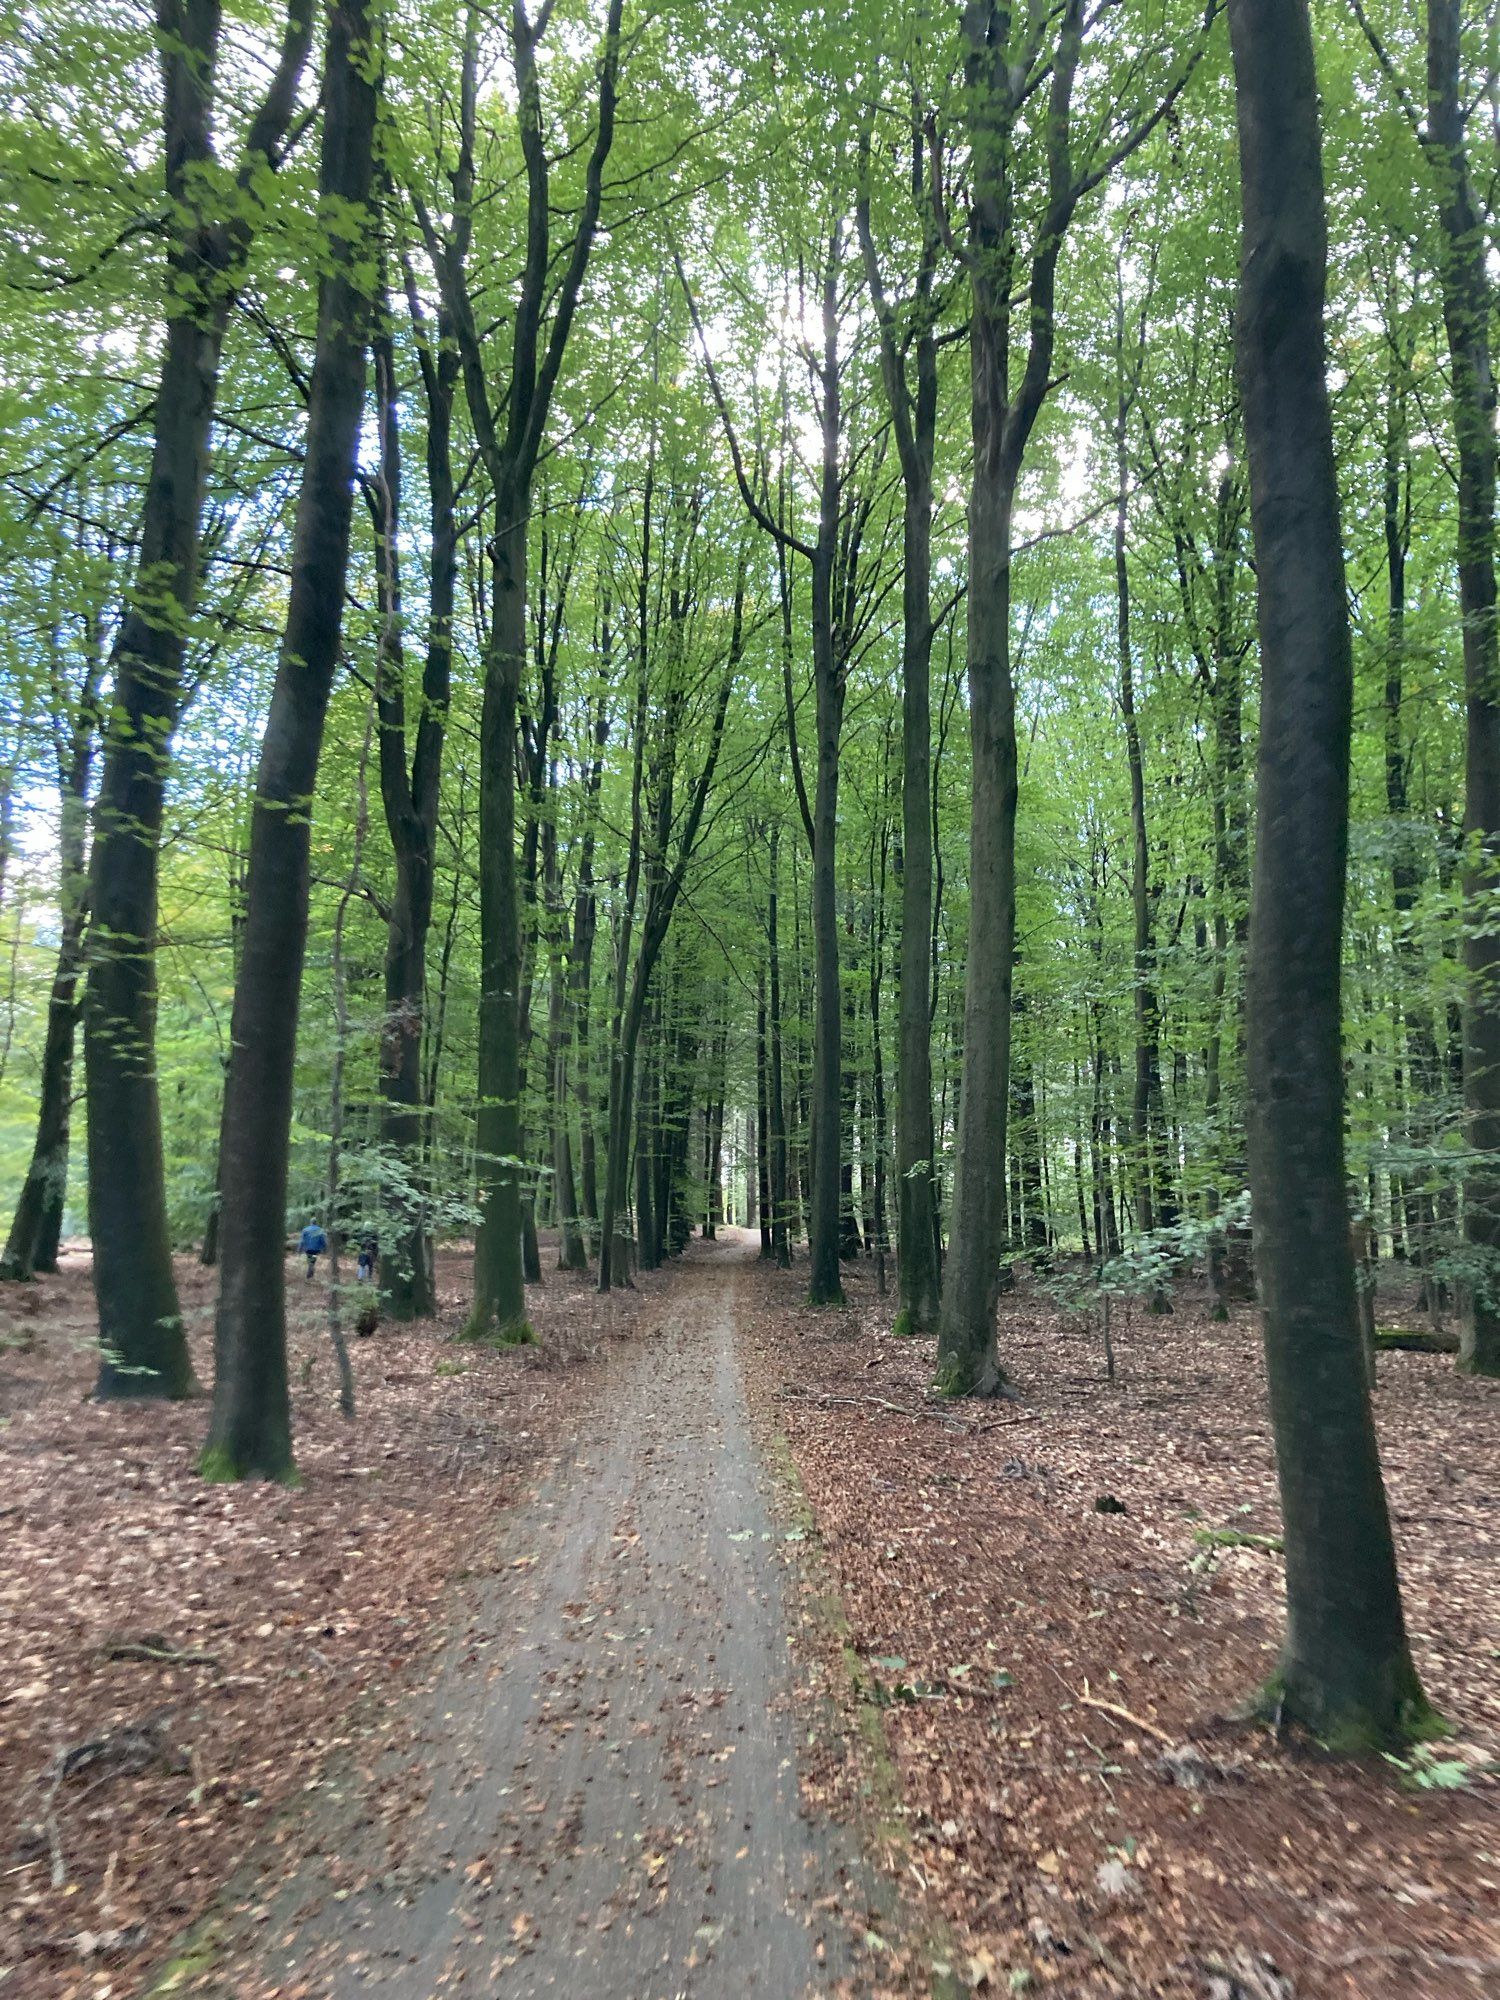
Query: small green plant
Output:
[[1383, 1744, 1485, 1791]]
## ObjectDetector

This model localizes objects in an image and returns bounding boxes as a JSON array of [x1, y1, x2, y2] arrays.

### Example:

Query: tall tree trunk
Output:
[[204, 0, 379, 1478], [375, 292, 457, 1322], [468, 499, 532, 1339], [570, 665, 609, 1243], [936, 0, 1084, 1396], [1229, 0, 1428, 1743], [838, 948, 861, 1260], [869, 820, 891, 1286], [768, 822, 791, 1266], [86, 0, 312, 1400], [635, 998, 658, 1270], [3, 661, 98, 1281], [1115, 298, 1162, 1242], [756, 968, 773, 1258], [857, 120, 942, 1332], [1426, 0, 1500, 1375], [547, 829, 587, 1273], [321, 706, 375, 1422], [805, 312, 847, 1304], [2, 843, 87, 1280], [425, 0, 623, 1327]]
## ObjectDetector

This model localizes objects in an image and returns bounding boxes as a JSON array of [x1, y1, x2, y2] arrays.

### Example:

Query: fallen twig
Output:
[[1076, 1680, 1178, 1748], [102, 1634, 220, 1669]]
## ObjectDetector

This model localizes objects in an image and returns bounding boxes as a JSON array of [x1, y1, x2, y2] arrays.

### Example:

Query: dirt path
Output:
[[219, 1235, 870, 1998]]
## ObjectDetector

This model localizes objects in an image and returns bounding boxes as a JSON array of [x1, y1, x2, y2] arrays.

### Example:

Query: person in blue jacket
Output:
[[299, 1220, 328, 1279]]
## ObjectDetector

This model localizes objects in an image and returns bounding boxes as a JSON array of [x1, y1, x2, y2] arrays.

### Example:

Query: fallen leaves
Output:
[[745, 1253, 1500, 2000], [0, 1242, 662, 1999]]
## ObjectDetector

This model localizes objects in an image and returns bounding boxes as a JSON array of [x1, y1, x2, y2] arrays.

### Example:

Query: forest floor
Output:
[[1, 1234, 1498, 2000], [744, 1250, 1500, 1999], [0, 1237, 683, 1998]]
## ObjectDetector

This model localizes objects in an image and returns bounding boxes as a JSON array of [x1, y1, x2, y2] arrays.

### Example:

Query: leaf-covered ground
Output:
[[4, 1239, 1499, 1999], [745, 1255, 1500, 1998], [0, 1244, 664, 1999]]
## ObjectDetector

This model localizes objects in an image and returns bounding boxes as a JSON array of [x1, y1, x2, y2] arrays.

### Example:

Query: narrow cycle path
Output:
[[236, 1235, 870, 1997]]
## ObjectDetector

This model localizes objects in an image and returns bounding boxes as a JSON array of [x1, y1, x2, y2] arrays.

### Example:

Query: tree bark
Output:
[[2, 848, 87, 1280], [1229, 0, 1429, 1743], [937, 1, 1080, 1396], [373, 280, 458, 1322], [2, 639, 101, 1281], [85, 0, 312, 1400], [204, 0, 379, 1478], [857, 123, 945, 1328], [1114, 288, 1163, 1242], [468, 497, 531, 1338], [422, 0, 622, 1333], [1426, 0, 1500, 1376], [767, 820, 791, 1266]]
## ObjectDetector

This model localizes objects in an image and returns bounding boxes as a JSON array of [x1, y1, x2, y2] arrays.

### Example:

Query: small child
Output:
[[356, 1231, 379, 1284], [299, 1220, 328, 1279]]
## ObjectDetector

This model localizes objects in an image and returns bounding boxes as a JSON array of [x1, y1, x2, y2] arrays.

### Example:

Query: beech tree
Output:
[[417, 0, 624, 1343], [203, 0, 381, 1480], [85, 0, 315, 1399], [935, 0, 1212, 1396], [1229, 0, 1429, 1744]]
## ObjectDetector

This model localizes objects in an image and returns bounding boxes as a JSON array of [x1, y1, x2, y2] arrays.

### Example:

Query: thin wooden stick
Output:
[[1076, 1680, 1178, 1747]]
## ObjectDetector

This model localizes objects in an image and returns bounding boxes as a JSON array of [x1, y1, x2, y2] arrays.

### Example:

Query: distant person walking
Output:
[[356, 1231, 378, 1284], [299, 1221, 327, 1280]]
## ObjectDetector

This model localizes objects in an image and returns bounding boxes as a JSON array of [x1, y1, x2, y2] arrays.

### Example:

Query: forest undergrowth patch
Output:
[[743, 1255, 1500, 1999], [0, 1241, 663, 2000]]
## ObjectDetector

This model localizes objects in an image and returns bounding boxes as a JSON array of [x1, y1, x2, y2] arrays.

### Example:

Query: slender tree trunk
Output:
[[894, 453, 941, 1327], [428, 0, 622, 1320], [468, 501, 532, 1340], [807, 574, 844, 1298], [635, 999, 658, 1269], [322, 707, 375, 1421], [2, 892, 86, 1280], [1229, 0, 1428, 1742], [552, 960, 588, 1272], [204, 0, 379, 1477], [857, 124, 942, 1331], [375, 304, 456, 1322], [768, 823, 791, 1266], [870, 826, 890, 1289], [570, 670, 608, 1244], [1420, 0, 1500, 1375], [838, 948, 861, 1261], [1115, 328, 1162, 1242], [937, 0, 1089, 1395], [756, 969, 773, 1257], [3, 702, 95, 1280]]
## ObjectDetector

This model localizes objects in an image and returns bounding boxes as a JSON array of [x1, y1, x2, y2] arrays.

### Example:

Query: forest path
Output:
[[235, 1233, 868, 1998]]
